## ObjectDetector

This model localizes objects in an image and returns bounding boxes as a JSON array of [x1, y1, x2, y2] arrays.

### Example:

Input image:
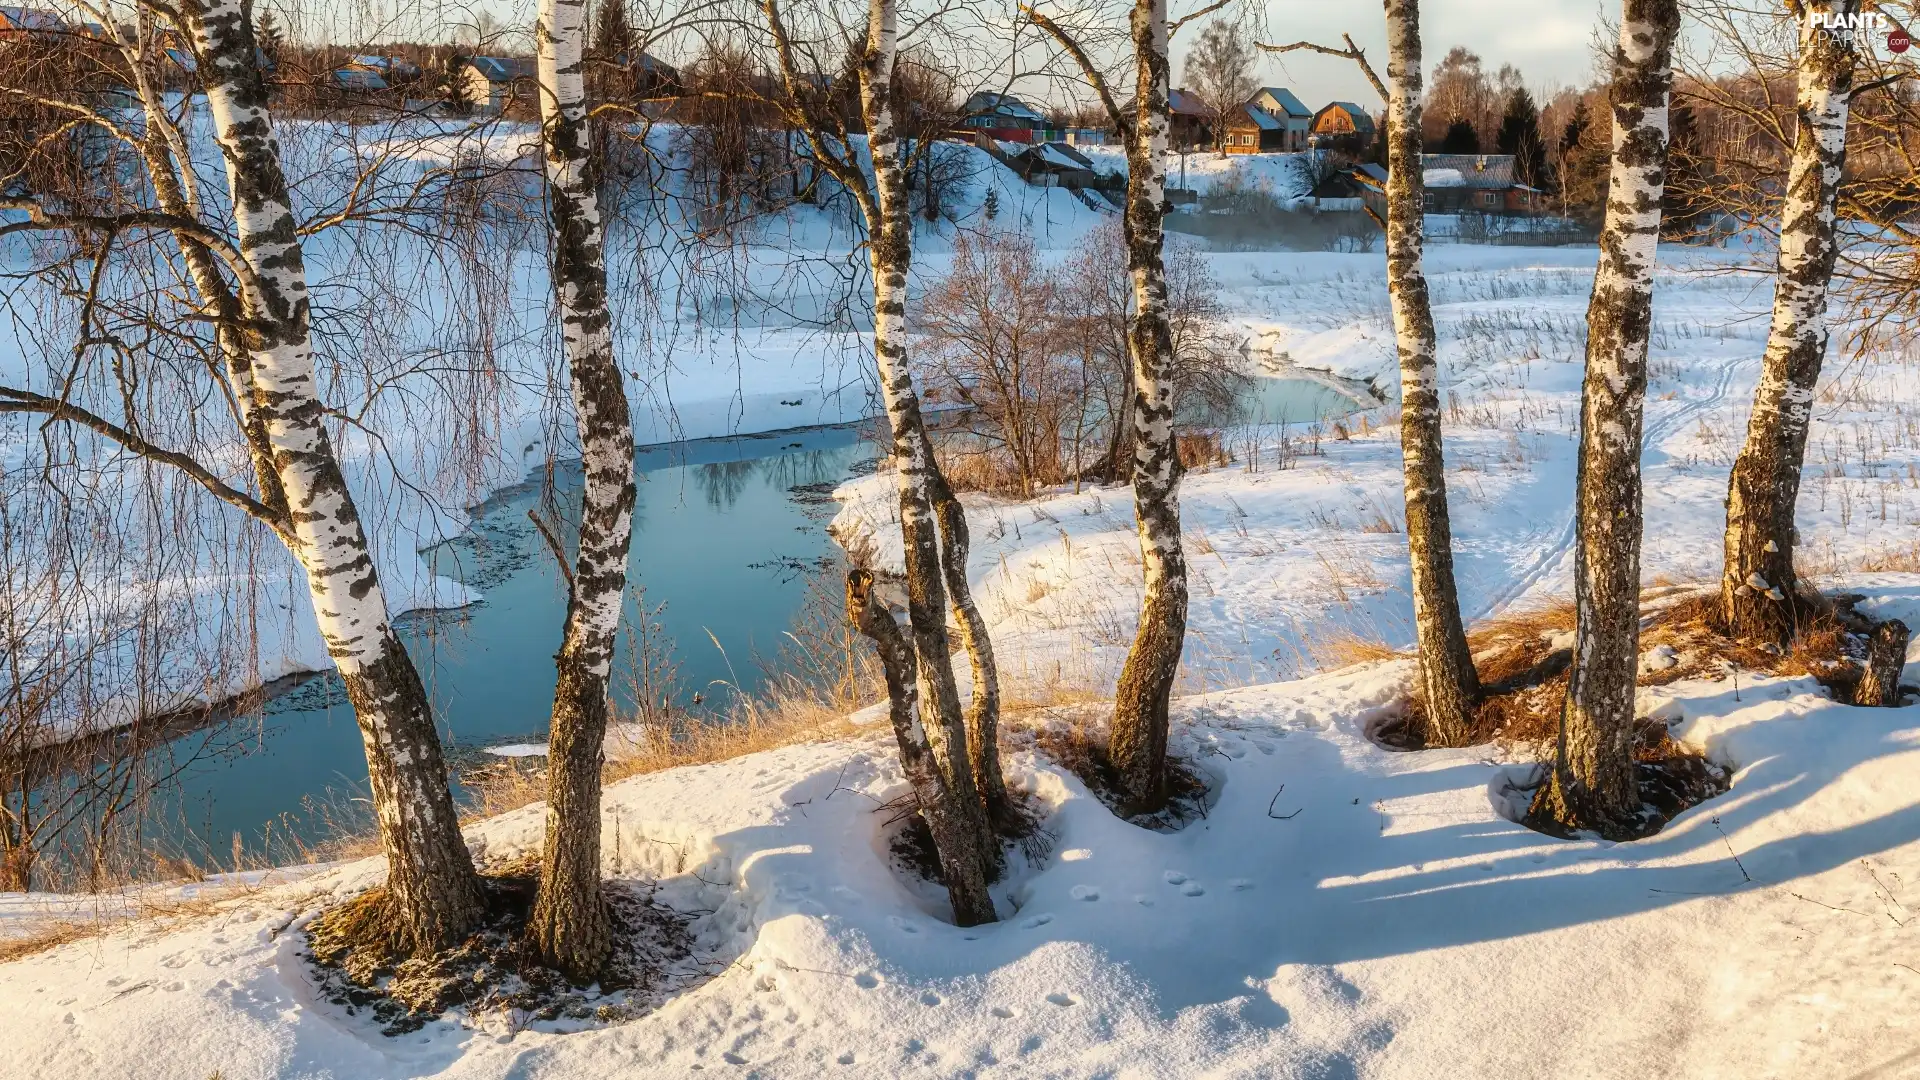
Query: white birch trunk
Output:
[[1382, 0, 1481, 746], [847, 570, 996, 924], [1721, 0, 1857, 645], [181, 0, 484, 951], [1108, 0, 1189, 811], [858, 0, 999, 873], [1537, 0, 1681, 837], [528, 0, 638, 981]]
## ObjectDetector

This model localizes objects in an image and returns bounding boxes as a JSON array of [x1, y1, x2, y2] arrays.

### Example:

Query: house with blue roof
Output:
[[1245, 86, 1311, 151]]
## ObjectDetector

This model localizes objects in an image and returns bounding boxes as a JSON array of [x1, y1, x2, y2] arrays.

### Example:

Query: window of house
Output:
[[1423, 193, 1436, 210], [1478, 191, 1496, 207]]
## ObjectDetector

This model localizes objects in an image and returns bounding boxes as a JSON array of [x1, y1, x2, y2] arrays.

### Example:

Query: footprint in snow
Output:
[[1181, 882, 1206, 897], [1020, 913, 1054, 929], [1046, 992, 1077, 1007], [991, 1006, 1017, 1019], [837, 1052, 856, 1065], [920, 991, 943, 1006], [853, 972, 880, 989], [1163, 870, 1188, 885], [888, 916, 921, 934], [1229, 878, 1253, 891], [1070, 885, 1100, 901]]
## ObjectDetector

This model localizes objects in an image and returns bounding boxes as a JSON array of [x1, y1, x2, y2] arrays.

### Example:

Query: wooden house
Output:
[[1221, 103, 1285, 154], [1246, 87, 1311, 151], [1419, 153, 1540, 214], [1310, 101, 1377, 151], [462, 55, 537, 114], [1167, 88, 1214, 151]]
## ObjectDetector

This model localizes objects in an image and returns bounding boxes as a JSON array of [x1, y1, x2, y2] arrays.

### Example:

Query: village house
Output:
[[1348, 154, 1541, 216], [329, 67, 388, 93], [343, 54, 423, 83], [1220, 103, 1285, 154], [1310, 101, 1377, 151], [1420, 153, 1540, 213], [1246, 86, 1311, 151], [1167, 88, 1214, 151], [960, 91, 1049, 143], [461, 55, 536, 114]]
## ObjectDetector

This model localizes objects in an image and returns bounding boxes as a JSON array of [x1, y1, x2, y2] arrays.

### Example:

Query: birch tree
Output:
[[1533, 0, 1681, 837], [755, 0, 1003, 918], [1030, 0, 1229, 811], [0, 0, 489, 950], [182, 0, 488, 947], [1719, 1, 1859, 646], [527, 0, 640, 980], [1260, 3, 1483, 747], [1378, 0, 1480, 747]]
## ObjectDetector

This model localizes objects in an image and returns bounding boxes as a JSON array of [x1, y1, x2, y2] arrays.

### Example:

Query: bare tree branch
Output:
[[1169, 0, 1234, 38], [1258, 34, 1387, 102], [1023, 5, 1132, 139], [0, 387, 291, 541]]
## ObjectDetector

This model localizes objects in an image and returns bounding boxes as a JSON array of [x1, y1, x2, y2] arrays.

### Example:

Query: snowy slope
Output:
[[3, 653, 1917, 1078]]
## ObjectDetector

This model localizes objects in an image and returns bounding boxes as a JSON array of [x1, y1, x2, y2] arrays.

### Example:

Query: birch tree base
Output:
[[306, 861, 697, 1036]]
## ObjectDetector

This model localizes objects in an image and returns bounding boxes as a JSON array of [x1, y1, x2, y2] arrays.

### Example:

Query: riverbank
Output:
[[4, 648, 1918, 1078]]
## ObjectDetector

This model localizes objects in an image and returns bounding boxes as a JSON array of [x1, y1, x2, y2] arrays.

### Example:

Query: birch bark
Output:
[[847, 570, 996, 924], [1721, 0, 1857, 646], [1382, 0, 1481, 746], [528, 0, 638, 981], [1107, 0, 1189, 812], [182, 0, 485, 951], [128, 8, 287, 521], [1535, 0, 1681, 837], [855, 0, 1001, 871]]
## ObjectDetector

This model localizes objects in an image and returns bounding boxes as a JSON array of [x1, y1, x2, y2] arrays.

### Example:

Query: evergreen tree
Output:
[[443, 51, 474, 117], [982, 184, 999, 221], [1439, 118, 1478, 153], [1496, 87, 1548, 188], [1556, 99, 1609, 220], [254, 9, 283, 66]]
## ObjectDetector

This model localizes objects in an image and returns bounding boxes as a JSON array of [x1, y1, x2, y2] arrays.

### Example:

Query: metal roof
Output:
[[1229, 104, 1282, 131], [332, 68, 389, 91], [467, 55, 536, 83], [1420, 154, 1517, 188], [1250, 87, 1309, 119], [1316, 101, 1377, 134], [964, 91, 1045, 124], [1167, 89, 1215, 117]]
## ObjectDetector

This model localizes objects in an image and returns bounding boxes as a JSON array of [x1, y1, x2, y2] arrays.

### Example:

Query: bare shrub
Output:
[[921, 223, 1245, 496]]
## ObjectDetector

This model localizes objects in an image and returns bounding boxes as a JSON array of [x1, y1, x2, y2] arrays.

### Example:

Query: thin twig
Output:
[[526, 508, 576, 592]]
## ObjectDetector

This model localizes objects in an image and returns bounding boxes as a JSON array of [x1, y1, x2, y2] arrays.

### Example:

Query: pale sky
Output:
[[1204, 0, 1612, 109]]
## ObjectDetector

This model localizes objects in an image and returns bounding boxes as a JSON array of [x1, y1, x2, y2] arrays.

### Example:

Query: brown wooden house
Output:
[[1221, 104, 1286, 154], [1310, 102, 1377, 152]]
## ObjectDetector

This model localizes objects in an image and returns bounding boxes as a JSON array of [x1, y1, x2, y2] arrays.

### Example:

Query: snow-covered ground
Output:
[[4, 649, 1918, 1078], [839, 242, 1920, 696], [10, 112, 1920, 1076]]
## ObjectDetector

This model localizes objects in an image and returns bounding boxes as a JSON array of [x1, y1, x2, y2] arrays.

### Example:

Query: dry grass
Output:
[[1176, 431, 1232, 471], [0, 873, 297, 965], [1390, 589, 1863, 751], [0, 919, 102, 964], [1308, 629, 1406, 670]]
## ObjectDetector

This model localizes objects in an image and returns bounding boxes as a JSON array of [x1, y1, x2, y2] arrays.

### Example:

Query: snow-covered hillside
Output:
[[4, 646, 1917, 1078]]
